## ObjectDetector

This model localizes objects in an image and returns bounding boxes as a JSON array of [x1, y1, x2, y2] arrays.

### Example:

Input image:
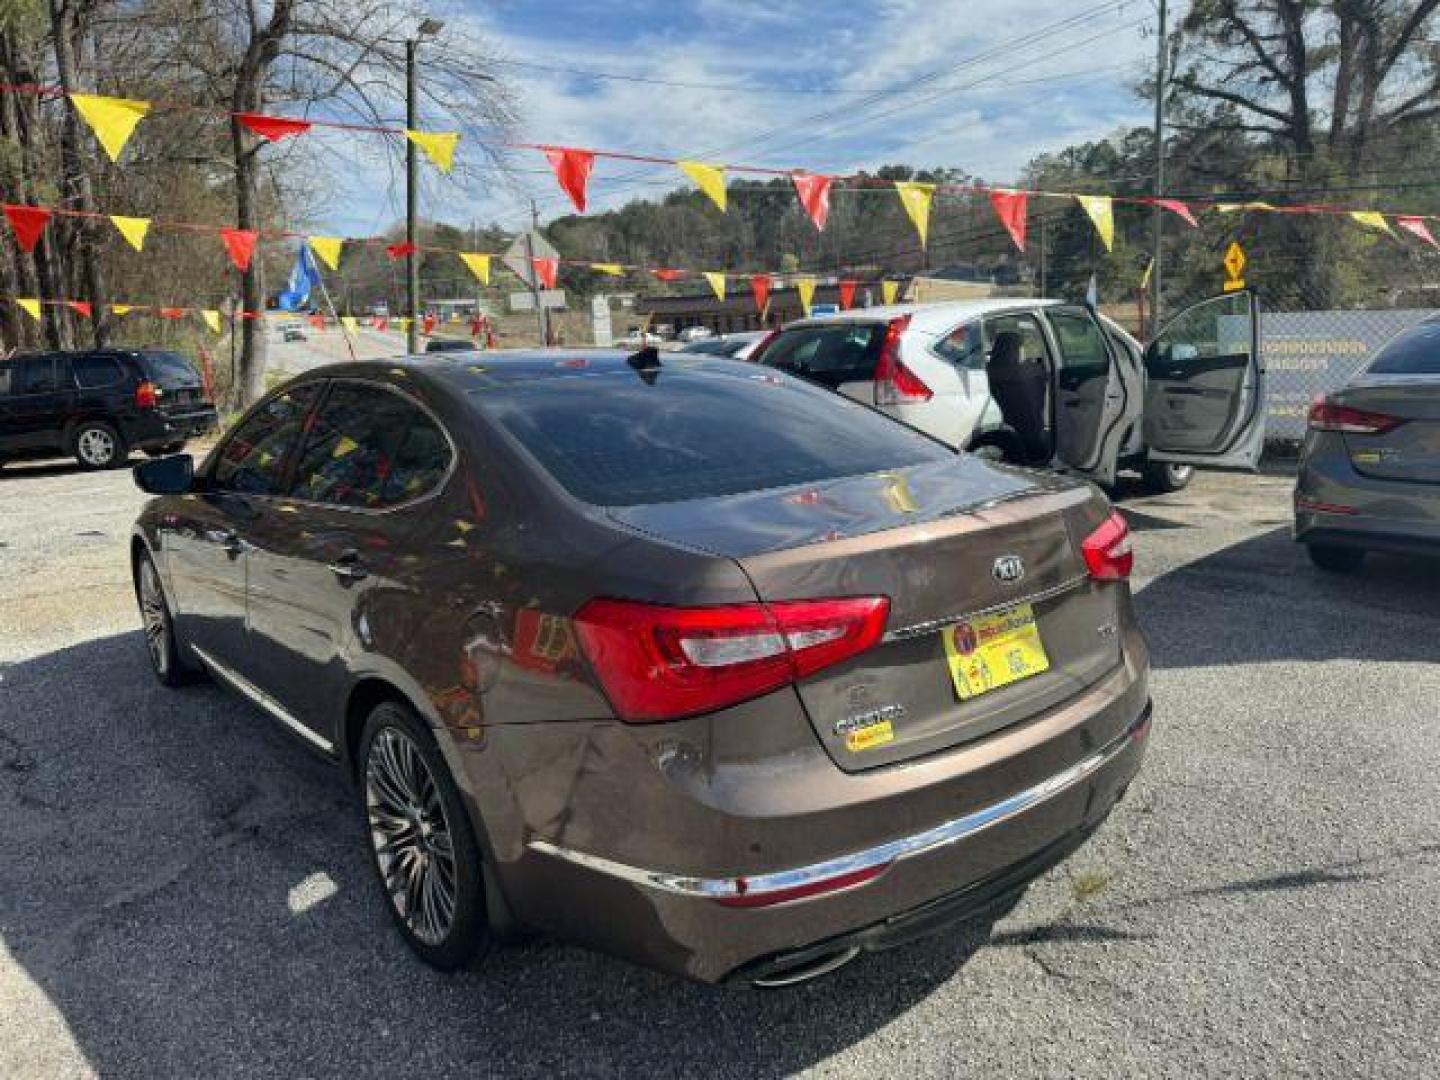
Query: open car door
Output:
[[1143, 290, 1265, 469], [1042, 305, 1133, 487]]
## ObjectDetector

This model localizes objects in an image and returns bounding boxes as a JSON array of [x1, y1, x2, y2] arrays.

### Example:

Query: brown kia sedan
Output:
[[130, 349, 1150, 985]]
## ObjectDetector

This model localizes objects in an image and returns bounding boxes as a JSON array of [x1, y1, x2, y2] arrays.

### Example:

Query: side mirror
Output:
[[133, 453, 194, 495]]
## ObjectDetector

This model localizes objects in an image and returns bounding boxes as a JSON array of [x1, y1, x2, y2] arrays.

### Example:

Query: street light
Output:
[[406, 17, 444, 355]]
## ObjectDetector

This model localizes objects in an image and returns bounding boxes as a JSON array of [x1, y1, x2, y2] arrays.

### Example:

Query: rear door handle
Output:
[[328, 549, 368, 582]]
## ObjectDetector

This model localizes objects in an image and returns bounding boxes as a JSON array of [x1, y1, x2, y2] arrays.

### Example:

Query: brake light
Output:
[[573, 596, 890, 722], [746, 328, 782, 364], [1307, 398, 1403, 434], [873, 315, 930, 405], [1081, 510, 1133, 581], [135, 380, 160, 409]]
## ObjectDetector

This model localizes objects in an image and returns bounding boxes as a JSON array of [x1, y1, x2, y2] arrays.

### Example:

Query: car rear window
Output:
[[1367, 321, 1440, 375], [473, 366, 948, 506], [141, 351, 200, 384], [755, 322, 886, 388]]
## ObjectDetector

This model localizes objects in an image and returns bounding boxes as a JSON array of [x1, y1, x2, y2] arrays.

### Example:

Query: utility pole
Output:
[[524, 199, 546, 345], [405, 37, 421, 355], [1039, 215, 1048, 297], [1151, 0, 1169, 335]]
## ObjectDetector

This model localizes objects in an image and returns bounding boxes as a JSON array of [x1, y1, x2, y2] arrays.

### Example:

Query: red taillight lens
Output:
[[873, 315, 930, 405], [573, 596, 890, 723], [746, 328, 783, 363], [1081, 510, 1133, 581], [135, 380, 159, 409], [716, 862, 891, 908], [1307, 398, 1403, 434]]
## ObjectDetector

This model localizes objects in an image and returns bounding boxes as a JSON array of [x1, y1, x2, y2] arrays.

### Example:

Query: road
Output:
[[1, 461, 1437, 1078]]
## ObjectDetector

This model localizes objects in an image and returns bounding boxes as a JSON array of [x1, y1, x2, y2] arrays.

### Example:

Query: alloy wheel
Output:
[[138, 559, 169, 677], [365, 727, 458, 946], [77, 427, 116, 466]]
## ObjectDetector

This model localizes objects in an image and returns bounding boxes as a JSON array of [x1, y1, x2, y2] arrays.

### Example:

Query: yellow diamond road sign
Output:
[[1224, 241, 1246, 281]]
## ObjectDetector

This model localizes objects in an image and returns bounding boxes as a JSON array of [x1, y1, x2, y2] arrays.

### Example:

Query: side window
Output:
[[932, 322, 985, 368], [758, 323, 885, 388], [289, 383, 451, 509], [72, 354, 125, 389], [210, 384, 319, 495], [1047, 308, 1112, 386], [14, 356, 60, 395], [0, 362, 13, 396], [983, 313, 1052, 367]]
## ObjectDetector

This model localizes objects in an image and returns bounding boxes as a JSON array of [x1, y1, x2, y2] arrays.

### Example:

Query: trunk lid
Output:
[[1336, 376, 1440, 485], [608, 457, 1122, 770]]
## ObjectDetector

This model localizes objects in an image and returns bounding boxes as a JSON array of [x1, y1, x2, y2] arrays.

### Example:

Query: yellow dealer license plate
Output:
[[941, 603, 1050, 700]]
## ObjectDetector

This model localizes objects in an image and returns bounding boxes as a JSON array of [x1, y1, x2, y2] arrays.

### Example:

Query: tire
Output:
[[134, 549, 197, 686], [359, 701, 491, 970], [144, 441, 186, 458], [72, 420, 126, 470], [1142, 459, 1195, 493], [1307, 543, 1365, 573]]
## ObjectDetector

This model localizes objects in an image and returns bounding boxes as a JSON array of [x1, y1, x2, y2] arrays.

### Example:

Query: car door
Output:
[[1143, 290, 1265, 469], [161, 383, 321, 666], [0, 355, 71, 455], [243, 379, 454, 743], [1039, 305, 1130, 486]]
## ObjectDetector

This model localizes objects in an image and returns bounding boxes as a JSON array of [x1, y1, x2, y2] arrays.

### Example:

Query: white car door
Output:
[[1039, 305, 1132, 487], [1143, 290, 1265, 469]]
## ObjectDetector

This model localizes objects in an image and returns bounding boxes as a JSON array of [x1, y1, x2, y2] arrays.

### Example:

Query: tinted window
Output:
[[757, 323, 885, 388], [1047, 308, 1111, 384], [12, 356, 63, 395], [211, 384, 319, 495], [0, 362, 13, 396], [140, 352, 200, 384], [933, 322, 984, 368], [289, 383, 451, 508], [72, 354, 125, 388], [1367, 321, 1440, 375], [476, 367, 948, 506]]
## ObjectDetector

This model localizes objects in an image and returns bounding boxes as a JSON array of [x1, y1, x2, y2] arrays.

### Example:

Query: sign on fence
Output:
[[1261, 309, 1433, 439]]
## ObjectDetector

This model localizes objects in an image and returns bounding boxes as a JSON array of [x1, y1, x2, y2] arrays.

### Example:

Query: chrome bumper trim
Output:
[[528, 705, 1150, 902]]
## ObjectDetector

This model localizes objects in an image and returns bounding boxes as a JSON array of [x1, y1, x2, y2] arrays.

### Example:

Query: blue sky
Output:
[[333, 0, 1159, 235]]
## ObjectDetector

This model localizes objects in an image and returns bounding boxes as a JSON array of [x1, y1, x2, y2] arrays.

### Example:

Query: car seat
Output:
[[986, 331, 1051, 464]]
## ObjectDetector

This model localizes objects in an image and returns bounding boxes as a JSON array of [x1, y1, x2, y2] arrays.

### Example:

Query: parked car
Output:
[[677, 330, 768, 359], [282, 326, 307, 343], [1295, 315, 1440, 572], [424, 338, 476, 355], [0, 349, 217, 471], [751, 293, 1265, 492], [677, 326, 713, 342], [129, 350, 1151, 985], [618, 329, 663, 347]]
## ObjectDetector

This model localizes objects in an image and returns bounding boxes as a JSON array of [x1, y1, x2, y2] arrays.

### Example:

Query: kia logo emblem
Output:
[[992, 555, 1025, 583]]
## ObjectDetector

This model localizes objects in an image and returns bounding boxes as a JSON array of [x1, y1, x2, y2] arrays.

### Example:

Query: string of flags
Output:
[[2, 295, 450, 337]]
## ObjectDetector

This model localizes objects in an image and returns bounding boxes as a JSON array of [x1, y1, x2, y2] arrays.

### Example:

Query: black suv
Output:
[[0, 349, 217, 471]]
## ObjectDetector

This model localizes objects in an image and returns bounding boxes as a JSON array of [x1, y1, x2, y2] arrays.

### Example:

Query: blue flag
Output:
[[277, 242, 322, 311]]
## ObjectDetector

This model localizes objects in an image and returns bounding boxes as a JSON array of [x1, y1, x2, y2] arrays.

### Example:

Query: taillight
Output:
[[873, 315, 930, 405], [716, 862, 890, 908], [1081, 510, 1133, 581], [1307, 398, 1403, 434], [135, 380, 160, 409], [573, 596, 890, 723], [746, 328, 782, 364]]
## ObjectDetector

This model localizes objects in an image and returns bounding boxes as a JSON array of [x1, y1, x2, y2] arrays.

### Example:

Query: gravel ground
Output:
[[1, 460, 1437, 1079]]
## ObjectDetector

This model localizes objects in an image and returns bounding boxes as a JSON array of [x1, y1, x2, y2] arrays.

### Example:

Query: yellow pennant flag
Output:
[[309, 236, 343, 270], [703, 271, 727, 301], [894, 182, 936, 246], [109, 215, 151, 252], [678, 160, 727, 212], [70, 94, 151, 162], [1216, 201, 1276, 213], [459, 252, 491, 285], [1350, 210, 1394, 236], [341, 315, 358, 335], [406, 130, 459, 173], [201, 309, 222, 334], [395, 316, 413, 332], [590, 263, 624, 275], [882, 280, 900, 305], [110, 303, 132, 316], [796, 277, 817, 316], [1075, 195, 1115, 252], [16, 298, 41, 323], [1140, 258, 1154, 290]]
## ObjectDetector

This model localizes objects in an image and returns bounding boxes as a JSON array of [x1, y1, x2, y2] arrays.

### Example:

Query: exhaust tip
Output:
[[750, 946, 862, 988]]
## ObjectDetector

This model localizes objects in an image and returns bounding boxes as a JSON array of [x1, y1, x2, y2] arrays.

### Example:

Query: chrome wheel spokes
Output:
[[139, 561, 168, 675], [78, 428, 114, 465], [365, 727, 457, 945]]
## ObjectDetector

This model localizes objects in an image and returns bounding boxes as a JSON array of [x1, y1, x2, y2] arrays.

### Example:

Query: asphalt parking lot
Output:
[[1, 459, 1437, 1078]]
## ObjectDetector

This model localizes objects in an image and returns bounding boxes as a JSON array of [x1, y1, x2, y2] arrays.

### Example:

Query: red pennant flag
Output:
[[239, 310, 263, 320], [751, 274, 772, 313], [159, 307, 184, 320], [1155, 198, 1198, 228], [422, 314, 437, 335], [1397, 216, 1438, 248], [532, 257, 559, 289], [791, 173, 832, 231], [4, 204, 51, 253], [308, 313, 325, 329], [386, 242, 417, 261], [543, 147, 596, 212], [838, 279, 858, 310], [374, 316, 389, 331], [236, 113, 312, 142], [67, 300, 93, 318], [220, 228, 259, 271], [989, 191, 1028, 252], [651, 268, 684, 282]]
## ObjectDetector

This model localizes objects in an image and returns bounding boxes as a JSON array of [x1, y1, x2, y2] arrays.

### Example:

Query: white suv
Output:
[[751, 295, 1267, 491]]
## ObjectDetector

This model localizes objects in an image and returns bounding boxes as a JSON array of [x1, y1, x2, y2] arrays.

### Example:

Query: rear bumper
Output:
[[1294, 434, 1440, 555], [121, 407, 219, 448]]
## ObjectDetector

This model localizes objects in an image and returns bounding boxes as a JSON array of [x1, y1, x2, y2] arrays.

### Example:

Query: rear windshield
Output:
[[141, 351, 201, 383], [1367, 321, 1440, 375], [474, 366, 948, 506], [756, 322, 885, 388]]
